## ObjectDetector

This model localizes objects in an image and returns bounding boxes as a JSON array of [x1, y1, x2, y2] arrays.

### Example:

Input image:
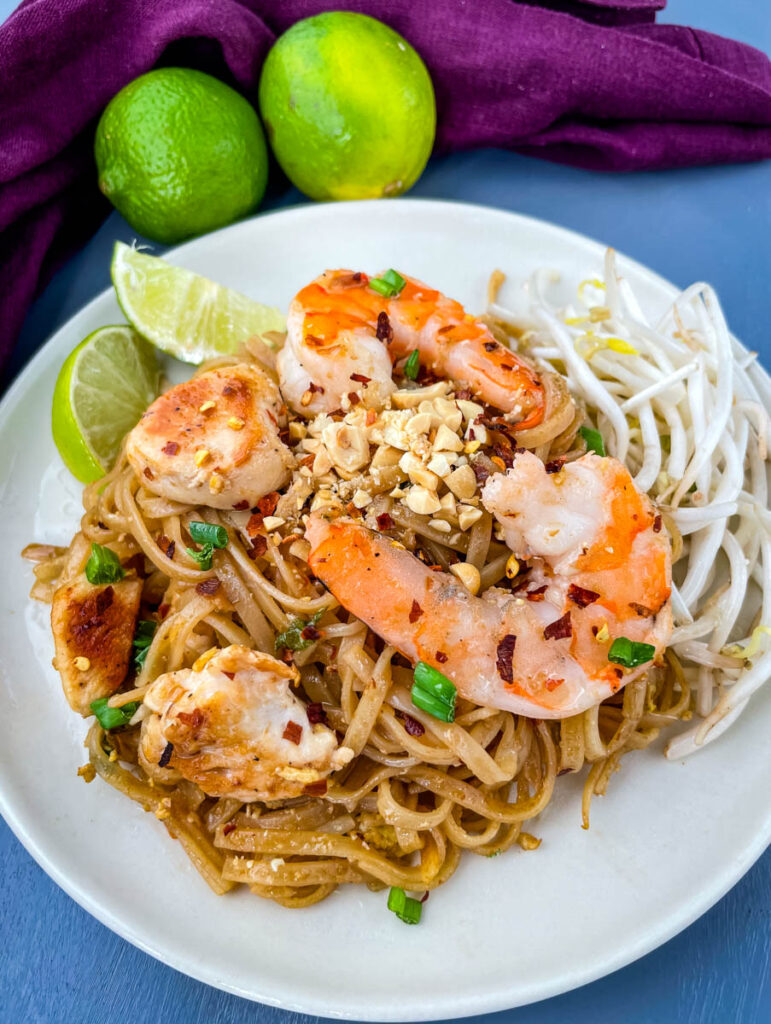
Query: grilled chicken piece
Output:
[[138, 644, 353, 800], [51, 575, 142, 715], [125, 364, 293, 510]]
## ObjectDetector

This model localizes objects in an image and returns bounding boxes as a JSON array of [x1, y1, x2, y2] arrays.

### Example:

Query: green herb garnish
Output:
[[90, 697, 140, 730], [411, 661, 457, 723], [275, 611, 323, 652], [186, 544, 214, 571], [387, 886, 422, 925], [84, 543, 125, 585], [403, 349, 420, 381], [579, 425, 606, 457], [369, 269, 406, 298], [189, 521, 228, 548], [608, 637, 656, 669], [132, 620, 157, 670]]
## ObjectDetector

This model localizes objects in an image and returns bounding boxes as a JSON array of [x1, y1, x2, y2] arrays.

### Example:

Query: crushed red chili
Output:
[[195, 577, 221, 596], [305, 779, 328, 797], [223, 822, 237, 836], [496, 634, 517, 683], [306, 702, 328, 725], [282, 721, 303, 744], [222, 671, 235, 680], [158, 742, 173, 768], [256, 492, 279, 517], [409, 600, 423, 623], [376, 512, 395, 531], [232, 499, 250, 510], [526, 585, 547, 602], [435, 650, 448, 663], [653, 514, 663, 533], [397, 711, 425, 737], [567, 584, 600, 608], [157, 535, 175, 559], [247, 535, 268, 559], [161, 441, 179, 456], [376, 311, 393, 343], [544, 612, 572, 641], [545, 678, 564, 691], [350, 372, 372, 384]]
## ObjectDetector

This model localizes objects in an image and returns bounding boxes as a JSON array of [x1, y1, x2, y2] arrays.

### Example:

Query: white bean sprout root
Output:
[[491, 250, 771, 758]]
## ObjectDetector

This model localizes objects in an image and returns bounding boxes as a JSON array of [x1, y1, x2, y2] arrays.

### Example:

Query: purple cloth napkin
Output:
[[1, 0, 770, 372]]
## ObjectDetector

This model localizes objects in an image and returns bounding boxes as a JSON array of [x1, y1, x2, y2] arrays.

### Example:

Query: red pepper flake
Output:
[[496, 634, 517, 683], [306, 702, 327, 725], [143, 467, 154, 480], [545, 458, 566, 474], [280, 649, 295, 664], [420, 891, 430, 903], [397, 711, 425, 738], [567, 584, 600, 608], [308, 381, 325, 395], [305, 779, 328, 797], [435, 650, 448, 664], [223, 822, 237, 836], [376, 512, 395, 531], [483, 341, 498, 352], [614, 667, 624, 679], [350, 372, 372, 384], [246, 512, 264, 537], [282, 721, 303, 744], [177, 708, 205, 731], [501, 363, 514, 372], [455, 388, 473, 401], [428, 564, 444, 572], [232, 499, 250, 511], [409, 600, 423, 623], [257, 492, 279, 517], [97, 521, 108, 531], [161, 441, 179, 456], [376, 311, 393, 343], [653, 514, 662, 533], [545, 678, 564, 691], [158, 603, 170, 620], [544, 612, 572, 641], [347, 391, 361, 406], [301, 623, 321, 642], [195, 577, 221, 596], [526, 585, 547, 602], [247, 535, 268, 559], [222, 671, 235, 680], [158, 741, 173, 768], [468, 427, 476, 441], [471, 460, 492, 485], [157, 535, 175, 559], [299, 454, 315, 470], [630, 602, 654, 617]]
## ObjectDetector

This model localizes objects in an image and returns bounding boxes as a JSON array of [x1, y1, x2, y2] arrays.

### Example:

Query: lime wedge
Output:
[[111, 242, 286, 363], [52, 326, 160, 482]]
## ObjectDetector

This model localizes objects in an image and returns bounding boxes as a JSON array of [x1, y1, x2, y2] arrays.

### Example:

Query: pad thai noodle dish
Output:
[[25, 256, 771, 921]]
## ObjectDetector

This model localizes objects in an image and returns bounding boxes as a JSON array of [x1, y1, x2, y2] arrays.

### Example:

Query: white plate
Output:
[[0, 200, 769, 1020]]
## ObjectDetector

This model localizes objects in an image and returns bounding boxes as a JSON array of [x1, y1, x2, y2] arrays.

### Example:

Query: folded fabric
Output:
[[1, 0, 770, 372]]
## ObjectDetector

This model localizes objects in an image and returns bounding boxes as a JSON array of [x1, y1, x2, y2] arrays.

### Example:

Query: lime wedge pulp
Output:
[[111, 242, 286, 364], [52, 326, 160, 483]]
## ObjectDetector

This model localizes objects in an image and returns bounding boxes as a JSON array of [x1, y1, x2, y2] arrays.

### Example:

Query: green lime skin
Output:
[[258, 13, 436, 201], [95, 68, 269, 244]]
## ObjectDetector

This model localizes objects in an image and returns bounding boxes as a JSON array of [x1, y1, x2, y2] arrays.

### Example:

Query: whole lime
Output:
[[258, 12, 436, 201], [95, 68, 269, 244]]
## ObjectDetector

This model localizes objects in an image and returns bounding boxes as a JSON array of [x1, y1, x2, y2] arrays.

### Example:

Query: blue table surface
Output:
[[1, 1, 770, 1022]]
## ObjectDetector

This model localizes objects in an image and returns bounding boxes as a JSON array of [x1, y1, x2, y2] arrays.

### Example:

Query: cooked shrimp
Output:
[[278, 269, 545, 426], [138, 644, 353, 800], [126, 364, 293, 510], [306, 453, 671, 718], [52, 575, 142, 716]]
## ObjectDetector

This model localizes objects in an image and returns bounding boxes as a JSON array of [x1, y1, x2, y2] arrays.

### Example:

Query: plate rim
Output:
[[1, 197, 769, 1020]]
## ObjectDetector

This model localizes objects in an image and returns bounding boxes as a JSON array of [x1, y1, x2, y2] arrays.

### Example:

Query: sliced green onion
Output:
[[186, 543, 214, 571], [578, 425, 606, 457], [411, 661, 456, 723], [275, 611, 323, 652], [369, 269, 406, 298], [90, 697, 140, 730], [132, 619, 157, 670], [608, 636, 656, 668], [189, 521, 228, 548], [403, 349, 420, 381], [387, 886, 422, 925], [85, 543, 126, 585]]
